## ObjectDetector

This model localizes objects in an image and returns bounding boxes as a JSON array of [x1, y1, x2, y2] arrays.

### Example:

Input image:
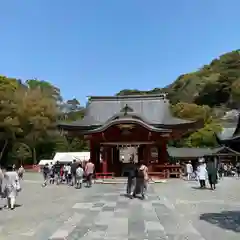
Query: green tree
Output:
[[185, 121, 222, 147], [11, 142, 32, 165], [171, 102, 211, 121], [16, 87, 58, 163]]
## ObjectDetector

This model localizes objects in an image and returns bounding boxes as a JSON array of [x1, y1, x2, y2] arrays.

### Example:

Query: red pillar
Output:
[[90, 140, 95, 165], [161, 141, 168, 164], [90, 140, 101, 172], [102, 147, 108, 173]]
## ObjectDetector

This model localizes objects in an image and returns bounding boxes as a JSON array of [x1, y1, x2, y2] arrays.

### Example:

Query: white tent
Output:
[[52, 152, 90, 163], [38, 159, 53, 166]]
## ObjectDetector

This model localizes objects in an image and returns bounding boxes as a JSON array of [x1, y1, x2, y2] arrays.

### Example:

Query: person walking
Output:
[[53, 161, 61, 185], [75, 164, 84, 189], [126, 158, 136, 197], [71, 160, 77, 186], [133, 161, 148, 199], [42, 163, 50, 187], [65, 163, 72, 185], [85, 160, 95, 187], [236, 162, 240, 178], [206, 156, 218, 190], [1, 166, 21, 210], [18, 165, 25, 180], [186, 161, 193, 181], [0, 166, 4, 197], [197, 158, 207, 188]]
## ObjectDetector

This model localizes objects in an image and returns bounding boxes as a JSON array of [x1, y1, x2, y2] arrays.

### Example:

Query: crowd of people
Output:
[[41, 159, 95, 189], [185, 156, 240, 190]]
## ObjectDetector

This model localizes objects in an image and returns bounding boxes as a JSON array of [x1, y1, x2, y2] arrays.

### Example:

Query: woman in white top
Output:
[[197, 160, 208, 188], [1, 166, 21, 210]]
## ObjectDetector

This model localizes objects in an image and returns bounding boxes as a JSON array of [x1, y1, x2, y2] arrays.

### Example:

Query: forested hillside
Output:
[[117, 50, 240, 108], [117, 50, 240, 147]]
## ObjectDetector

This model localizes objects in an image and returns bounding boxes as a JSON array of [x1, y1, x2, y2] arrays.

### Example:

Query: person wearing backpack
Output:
[[75, 164, 84, 189], [133, 161, 148, 199]]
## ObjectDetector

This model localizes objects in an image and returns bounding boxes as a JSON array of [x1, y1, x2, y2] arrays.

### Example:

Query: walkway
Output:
[[0, 174, 239, 240]]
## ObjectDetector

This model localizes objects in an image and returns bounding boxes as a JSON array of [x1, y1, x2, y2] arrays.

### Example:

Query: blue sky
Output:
[[1, 0, 240, 105]]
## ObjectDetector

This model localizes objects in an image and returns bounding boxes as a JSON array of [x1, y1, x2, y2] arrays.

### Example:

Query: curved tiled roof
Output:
[[86, 117, 172, 134], [58, 94, 199, 130]]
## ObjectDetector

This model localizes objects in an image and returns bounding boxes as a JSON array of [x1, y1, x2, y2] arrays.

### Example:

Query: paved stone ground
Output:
[[0, 173, 239, 240]]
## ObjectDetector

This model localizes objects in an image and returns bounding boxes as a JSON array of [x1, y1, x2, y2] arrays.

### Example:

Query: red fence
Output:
[[24, 165, 40, 172]]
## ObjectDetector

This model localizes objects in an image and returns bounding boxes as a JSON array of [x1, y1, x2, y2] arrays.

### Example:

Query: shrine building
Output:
[[58, 94, 203, 178]]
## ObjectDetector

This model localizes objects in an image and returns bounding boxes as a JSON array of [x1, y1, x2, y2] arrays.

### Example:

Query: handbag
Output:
[[14, 181, 21, 192]]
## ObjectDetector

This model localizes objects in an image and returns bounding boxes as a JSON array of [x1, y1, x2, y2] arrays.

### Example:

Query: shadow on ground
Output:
[[200, 211, 240, 232]]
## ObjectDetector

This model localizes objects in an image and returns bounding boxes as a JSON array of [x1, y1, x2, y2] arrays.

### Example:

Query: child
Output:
[[75, 164, 84, 189], [49, 165, 55, 184], [42, 163, 50, 187]]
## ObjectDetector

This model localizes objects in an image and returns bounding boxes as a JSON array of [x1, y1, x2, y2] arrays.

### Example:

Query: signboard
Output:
[[150, 147, 158, 158]]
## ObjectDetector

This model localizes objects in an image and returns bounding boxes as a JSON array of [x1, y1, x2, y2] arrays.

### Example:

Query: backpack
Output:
[[76, 167, 83, 177], [138, 167, 145, 178]]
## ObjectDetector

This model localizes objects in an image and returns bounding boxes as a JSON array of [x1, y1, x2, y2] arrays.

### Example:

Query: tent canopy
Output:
[[38, 159, 53, 166], [52, 152, 90, 163]]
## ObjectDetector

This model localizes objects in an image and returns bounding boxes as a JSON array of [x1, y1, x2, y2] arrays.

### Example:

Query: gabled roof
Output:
[[167, 146, 240, 158], [167, 147, 214, 158], [211, 146, 240, 155], [217, 114, 240, 142], [58, 94, 199, 129], [86, 117, 172, 134]]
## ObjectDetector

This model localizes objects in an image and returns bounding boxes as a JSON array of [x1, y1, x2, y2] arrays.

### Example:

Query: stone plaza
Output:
[[0, 173, 239, 240]]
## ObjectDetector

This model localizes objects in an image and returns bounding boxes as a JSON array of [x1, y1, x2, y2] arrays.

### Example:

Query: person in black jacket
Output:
[[71, 160, 77, 186], [126, 157, 136, 197], [42, 163, 50, 187], [53, 161, 61, 185]]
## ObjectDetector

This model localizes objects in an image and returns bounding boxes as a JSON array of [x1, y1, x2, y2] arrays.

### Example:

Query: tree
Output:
[[0, 75, 87, 166], [171, 102, 221, 147], [171, 102, 211, 121], [11, 142, 32, 165], [26, 79, 62, 101], [15, 87, 58, 163], [185, 121, 222, 147], [0, 78, 23, 164]]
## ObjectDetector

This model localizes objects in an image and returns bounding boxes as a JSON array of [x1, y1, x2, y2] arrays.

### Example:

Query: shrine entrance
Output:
[[99, 141, 160, 177], [100, 144, 140, 177]]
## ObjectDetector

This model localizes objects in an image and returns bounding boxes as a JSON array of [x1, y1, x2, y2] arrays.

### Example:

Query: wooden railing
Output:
[[150, 164, 182, 178]]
